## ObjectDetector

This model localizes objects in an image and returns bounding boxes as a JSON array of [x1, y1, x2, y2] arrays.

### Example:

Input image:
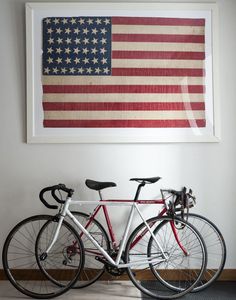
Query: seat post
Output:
[[98, 190, 103, 201], [134, 182, 145, 202]]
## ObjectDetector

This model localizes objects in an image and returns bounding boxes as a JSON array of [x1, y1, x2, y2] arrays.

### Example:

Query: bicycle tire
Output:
[[125, 216, 207, 299], [2, 215, 84, 299], [180, 213, 226, 292]]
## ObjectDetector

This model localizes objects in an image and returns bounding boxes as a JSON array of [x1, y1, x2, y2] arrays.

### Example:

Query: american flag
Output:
[[42, 16, 206, 128]]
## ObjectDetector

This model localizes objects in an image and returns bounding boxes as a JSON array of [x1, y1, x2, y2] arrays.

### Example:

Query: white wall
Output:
[[0, 0, 236, 268]]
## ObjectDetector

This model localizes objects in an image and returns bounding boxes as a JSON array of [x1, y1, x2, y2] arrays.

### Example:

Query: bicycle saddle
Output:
[[85, 179, 116, 191], [130, 177, 161, 184]]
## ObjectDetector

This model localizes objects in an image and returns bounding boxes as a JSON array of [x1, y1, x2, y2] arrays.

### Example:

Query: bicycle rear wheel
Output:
[[181, 213, 226, 292], [125, 216, 207, 299], [2, 215, 84, 299]]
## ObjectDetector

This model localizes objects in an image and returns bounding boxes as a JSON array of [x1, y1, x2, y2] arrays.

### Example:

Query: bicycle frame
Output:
[[81, 198, 167, 250], [44, 197, 169, 268]]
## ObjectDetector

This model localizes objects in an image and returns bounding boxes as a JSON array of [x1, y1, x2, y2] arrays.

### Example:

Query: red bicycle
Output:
[[2, 177, 225, 299]]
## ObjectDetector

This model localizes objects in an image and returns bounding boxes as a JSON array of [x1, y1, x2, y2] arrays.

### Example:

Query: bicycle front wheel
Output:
[[2, 215, 84, 299], [181, 213, 226, 292], [125, 216, 207, 299]]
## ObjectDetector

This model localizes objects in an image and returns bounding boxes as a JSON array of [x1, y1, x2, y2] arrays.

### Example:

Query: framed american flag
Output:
[[26, 2, 219, 143]]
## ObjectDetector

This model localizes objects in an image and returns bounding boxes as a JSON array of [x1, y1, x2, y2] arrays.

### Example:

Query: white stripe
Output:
[[112, 25, 205, 35], [112, 42, 205, 52], [42, 76, 204, 85], [112, 59, 204, 68], [44, 110, 205, 120], [43, 94, 204, 103]]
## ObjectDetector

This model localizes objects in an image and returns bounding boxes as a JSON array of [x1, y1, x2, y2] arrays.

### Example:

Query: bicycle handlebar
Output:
[[39, 184, 74, 209]]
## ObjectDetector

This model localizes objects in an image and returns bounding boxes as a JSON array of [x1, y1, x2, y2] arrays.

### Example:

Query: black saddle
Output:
[[85, 179, 116, 191], [130, 177, 161, 184]]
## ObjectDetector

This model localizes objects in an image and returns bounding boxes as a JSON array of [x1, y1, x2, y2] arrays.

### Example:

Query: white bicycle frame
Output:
[[44, 197, 168, 268]]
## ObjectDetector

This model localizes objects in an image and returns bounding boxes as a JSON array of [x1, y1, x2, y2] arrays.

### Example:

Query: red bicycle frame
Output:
[[79, 197, 187, 255]]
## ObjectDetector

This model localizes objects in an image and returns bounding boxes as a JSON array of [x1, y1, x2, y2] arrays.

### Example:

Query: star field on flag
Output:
[[43, 17, 112, 76]]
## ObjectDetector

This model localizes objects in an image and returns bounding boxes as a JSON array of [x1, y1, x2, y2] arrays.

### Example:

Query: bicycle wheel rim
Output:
[[125, 216, 207, 299], [2, 215, 84, 299], [182, 213, 226, 292]]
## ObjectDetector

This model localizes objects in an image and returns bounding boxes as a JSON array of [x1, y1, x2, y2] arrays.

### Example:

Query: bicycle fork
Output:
[[40, 199, 70, 261]]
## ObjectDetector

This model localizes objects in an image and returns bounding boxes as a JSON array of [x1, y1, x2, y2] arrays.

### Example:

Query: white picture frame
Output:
[[26, 2, 219, 143]]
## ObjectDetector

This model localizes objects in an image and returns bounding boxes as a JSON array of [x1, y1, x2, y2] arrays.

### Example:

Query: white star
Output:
[[74, 57, 80, 64], [61, 67, 67, 74], [83, 38, 89, 45], [101, 38, 107, 44], [82, 48, 89, 54], [78, 67, 84, 74], [91, 47, 98, 54], [48, 37, 54, 44], [56, 28, 63, 34], [103, 67, 110, 74], [83, 57, 89, 64], [65, 57, 71, 64], [47, 28, 53, 34], [62, 18, 68, 24], [70, 18, 76, 24], [65, 47, 71, 54], [79, 18, 85, 25], [44, 67, 50, 74], [47, 57, 53, 64], [56, 47, 62, 54], [95, 18, 102, 25], [65, 28, 71, 34], [101, 57, 108, 64], [65, 38, 72, 44], [100, 47, 107, 54], [47, 47, 53, 54], [83, 28, 89, 35], [92, 57, 98, 64], [101, 28, 107, 34], [104, 18, 110, 25], [56, 37, 63, 44], [69, 67, 76, 74], [44, 18, 51, 24], [86, 67, 93, 74], [91, 38, 98, 44], [92, 28, 98, 35], [74, 38, 81, 44], [53, 18, 60, 24], [95, 67, 101, 74], [73, 47, 80, 54], [87, 18, 93, 25], [74, 28, 80, 34], [56, 57, 62, 64], [52, 67, 59, 73]]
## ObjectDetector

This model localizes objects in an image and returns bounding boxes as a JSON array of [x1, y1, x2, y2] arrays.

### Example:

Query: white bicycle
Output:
[[3, 177, 207, 299]]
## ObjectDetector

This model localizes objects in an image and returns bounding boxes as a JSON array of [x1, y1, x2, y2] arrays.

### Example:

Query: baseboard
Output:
[[1, 269, 236, 281]]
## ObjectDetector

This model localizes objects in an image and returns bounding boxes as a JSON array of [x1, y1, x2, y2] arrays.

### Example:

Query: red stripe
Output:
[[112, 51, 205, 60], [43, 102, 205, 111], [44, 119, 206, 128], [112, 68, 205, 77], [112, 34, 204, 43], [112, 17, 205, 26], [43, 85, 205, 94]]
